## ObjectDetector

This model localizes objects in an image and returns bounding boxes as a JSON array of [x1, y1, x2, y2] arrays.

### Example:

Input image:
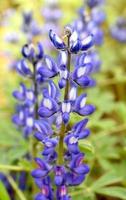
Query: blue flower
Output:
[[49, 29, 66, 50], [110, 17, 126, 43], [13, 83, 35, 106], [49, 29, 94, 53], [34, 177, 53, 200], [22, 42, 44, 61], [87, 0, 104, 8], [16, 59, 32, 77], [73, 94, 95, 116], [54, 166, 66, 186], [31, 158, 52, 178], [34, 120, 53, 141], [38, 96, 59, 118], [37, 55, 58, 78], [56, 185, 71, 200]]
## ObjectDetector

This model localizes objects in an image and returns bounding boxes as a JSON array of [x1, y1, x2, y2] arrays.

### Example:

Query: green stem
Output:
[[57, 123, 66, 165], [30, 61, 39, 194], [33, 62, 39, 120], [57, 33, 71, 165], [30, 61, 39, 161], [0, 164, 30, 172], [7, 174, 27, 200]]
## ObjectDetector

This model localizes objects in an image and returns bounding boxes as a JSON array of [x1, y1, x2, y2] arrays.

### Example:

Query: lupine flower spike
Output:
[[31, 26, 95, 200]]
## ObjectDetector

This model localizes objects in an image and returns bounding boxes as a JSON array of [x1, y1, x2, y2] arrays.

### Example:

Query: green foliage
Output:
[[96, 187, 126, 199], [0, 181, 10, 200]]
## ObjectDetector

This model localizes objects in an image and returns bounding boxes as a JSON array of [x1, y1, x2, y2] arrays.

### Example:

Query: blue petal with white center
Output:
[[13, 83, 26, 101], [73, 94, 95, 116], [16, 59, 32, 77], [49, 29, 66, 50], [61, 101, 72, 124], [80, 34, 94, 51], [37, 55, 58, 78], [38, 97, 59, 118]]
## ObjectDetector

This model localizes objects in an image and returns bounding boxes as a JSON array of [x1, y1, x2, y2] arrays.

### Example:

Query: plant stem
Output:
[[33, 62, 39, 120], [57, 123, 66, 165], [0, 164, 30, 172], [7, 174, 27, 200], [31, 61, 39, 194], [64, 36, 71, 100], [57, 33, 71, 165]]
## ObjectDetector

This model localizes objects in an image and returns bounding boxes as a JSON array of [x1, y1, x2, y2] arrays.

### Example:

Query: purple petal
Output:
[[76, 105, 95, 116], [31, 169, 47, 178], [74, 165, 90, 174], [80, 34, 94, 51]]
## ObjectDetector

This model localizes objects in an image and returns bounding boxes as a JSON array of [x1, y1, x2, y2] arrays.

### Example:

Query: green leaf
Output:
[[79, 140, 95, 155], [0, 181, 10, 200], [19, 159, 33, 171], [91, 171, 123, 190], [95, 187, 126, 200]]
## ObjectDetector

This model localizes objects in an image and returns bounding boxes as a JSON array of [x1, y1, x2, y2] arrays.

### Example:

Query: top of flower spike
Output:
[[110, 16, 126, 43], [22, 42, 44, 62], [49, 27, 94, 53], [86, 0, 105, 8]]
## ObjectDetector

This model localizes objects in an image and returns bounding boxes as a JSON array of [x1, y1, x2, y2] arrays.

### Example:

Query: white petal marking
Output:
[[81, 35, 92, 46], [85, 55, 91, 63], [43, 98, 52, 109], [45, 58, 53, 70], [56, 112, 62, 126], [60, 70, 68, 79], [55, 35, 62, 44], [35, 123, 42, 132], [26, 91, 34, 100], [69, 87, 76, 101], [26, 117, 33, 127], [61, 51, 67, 64], [45, 142, 52, 147], [80, 97, 87, 108], [62, 102, 71, 113], [19, 111, 24, 120], [69, 136, 78, 144], [77, 67, 86, 77], [70, 31, 78, 43]]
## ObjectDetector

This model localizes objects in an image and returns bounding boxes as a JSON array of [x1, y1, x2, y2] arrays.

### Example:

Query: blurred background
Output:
[[0, 0, 126, 200]]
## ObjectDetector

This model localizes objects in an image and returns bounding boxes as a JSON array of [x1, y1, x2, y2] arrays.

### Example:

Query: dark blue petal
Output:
[[75, 53, 86, 67], [76, 105, 95, 116], [22, 44, 34, 58], [36, 42, 44, 59], [49, 29, 66, 50], [78, 128, 90, 139], [68, 143, 79, 154], [20, 59, 32, 76], [80, 34, 94, 51], [31, 169, 47, 178], [72, 118, 88, 133], [54, 175, 63, 186], [62, 112, 70, 124], [66, 173, 85, 186], [35, 193, 47, 200], [70, 39, 81, 53], [12, 115, 24, 126], [72, 64, 93, 80], [42, 147, 55, 156], [34, 132, 44, 141], [73, 76, 91, 87], [74, 165, 90, 174], [74, 94, 87, 110], [38, 106, 57, 118], [38, 67, 57, 78]]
